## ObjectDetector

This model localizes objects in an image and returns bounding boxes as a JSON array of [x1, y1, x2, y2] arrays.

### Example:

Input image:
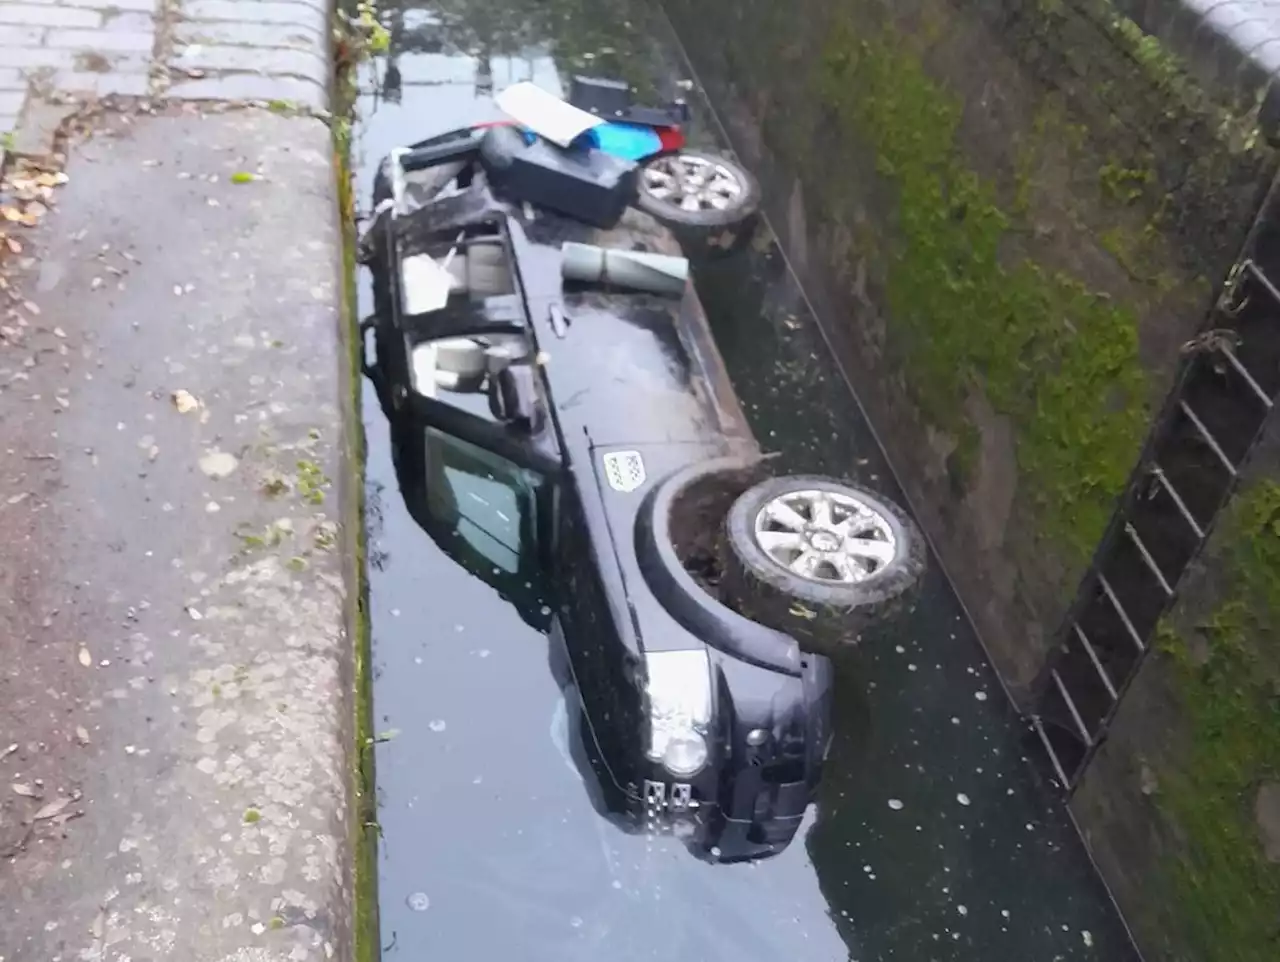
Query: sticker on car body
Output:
[[601, 450, 646, 493]]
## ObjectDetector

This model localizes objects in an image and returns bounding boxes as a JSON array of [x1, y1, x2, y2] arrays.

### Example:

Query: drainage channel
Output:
[[354, 1, 1139, 958]]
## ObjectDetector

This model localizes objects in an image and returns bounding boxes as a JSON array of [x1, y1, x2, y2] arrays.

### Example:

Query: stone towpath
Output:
[[0, 4, 357, 962]]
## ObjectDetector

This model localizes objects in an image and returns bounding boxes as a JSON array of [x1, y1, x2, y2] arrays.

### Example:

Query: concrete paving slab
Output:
[[0, 106, 353, 962]]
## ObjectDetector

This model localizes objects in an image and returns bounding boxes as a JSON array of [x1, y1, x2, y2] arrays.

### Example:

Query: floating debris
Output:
[[956, 793, 971, 806], [887, 798, 904, 811]]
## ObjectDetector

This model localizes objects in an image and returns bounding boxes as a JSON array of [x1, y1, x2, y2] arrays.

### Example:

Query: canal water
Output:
[[352, 1, 1140, 959]]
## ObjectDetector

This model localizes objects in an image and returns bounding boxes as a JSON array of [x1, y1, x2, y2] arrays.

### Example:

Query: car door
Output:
[[390, 415, 554, 631]]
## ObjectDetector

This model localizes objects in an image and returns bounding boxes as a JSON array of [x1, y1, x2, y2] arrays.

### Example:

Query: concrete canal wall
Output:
[[664, 0, 1280, 958]]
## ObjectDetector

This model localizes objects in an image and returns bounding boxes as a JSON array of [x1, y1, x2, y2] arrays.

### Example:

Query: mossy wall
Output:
[[1073, 422, 1280, 961], [664, 0, 1276, 695], [664, 0, 1280, 956]]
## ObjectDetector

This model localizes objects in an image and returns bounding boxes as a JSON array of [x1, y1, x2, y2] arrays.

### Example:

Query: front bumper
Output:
[[635, 650, 834, 862]]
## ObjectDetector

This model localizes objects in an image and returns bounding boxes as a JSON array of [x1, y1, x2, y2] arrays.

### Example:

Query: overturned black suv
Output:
[[358, 104, 925, 863]]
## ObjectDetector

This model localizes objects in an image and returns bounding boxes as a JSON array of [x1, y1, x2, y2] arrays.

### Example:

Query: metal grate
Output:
[[1030, 185, 1280, 791]]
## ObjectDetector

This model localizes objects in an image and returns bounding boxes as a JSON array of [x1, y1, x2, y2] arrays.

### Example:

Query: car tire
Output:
[[635, 149, 760, 256], [721, 475, 925, 650]]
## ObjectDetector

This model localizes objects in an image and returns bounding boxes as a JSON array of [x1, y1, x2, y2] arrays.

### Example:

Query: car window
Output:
[[424, 427, 537, 575]]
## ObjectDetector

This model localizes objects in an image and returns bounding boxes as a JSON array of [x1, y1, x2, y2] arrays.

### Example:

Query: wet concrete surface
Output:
[[355, 2, 1141, 959], [0, 107, 349, 961]]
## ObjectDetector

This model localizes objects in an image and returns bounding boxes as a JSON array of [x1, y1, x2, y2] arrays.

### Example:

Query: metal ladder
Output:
[[1030, 237, 1280, 790]]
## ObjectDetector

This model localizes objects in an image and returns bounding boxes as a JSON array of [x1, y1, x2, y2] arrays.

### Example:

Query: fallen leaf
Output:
[[74, 726, 90, 745], [33, 796, 72, 820], [6, 492, 30, 505], [171, 389, 200, 413], [10, 783, 38, 798], [5, 236, 21, 254], [2, 743, 16, 757], [77, 647, 91, 667]]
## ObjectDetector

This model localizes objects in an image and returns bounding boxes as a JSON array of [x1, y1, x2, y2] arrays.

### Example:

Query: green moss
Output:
[[816, 25, 1149, 560], [331, 7, 377, 961], [1111, 17, 1180, 90], [1105, 8, 1261, 151], [1098, 162, 1151, 205], [1153, 480, 1280, 960], [1099, 221, 1177, 291], [296, 458, 330, 505]]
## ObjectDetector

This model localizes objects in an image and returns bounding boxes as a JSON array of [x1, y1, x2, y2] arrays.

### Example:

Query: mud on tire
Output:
[[720, 475, 925, 653]]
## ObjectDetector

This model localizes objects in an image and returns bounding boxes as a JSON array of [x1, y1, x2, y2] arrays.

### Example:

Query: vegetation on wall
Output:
[[1153, 478, 1280, 962], [815, 23, 1150, 562]]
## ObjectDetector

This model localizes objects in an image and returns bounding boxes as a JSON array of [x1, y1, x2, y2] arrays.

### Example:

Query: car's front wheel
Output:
[[721, 475, 925, 651]]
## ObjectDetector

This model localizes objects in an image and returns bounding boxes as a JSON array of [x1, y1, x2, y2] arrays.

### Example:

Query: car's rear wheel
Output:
[[636, 149, 760, 256], [721, 475, 925, 651]]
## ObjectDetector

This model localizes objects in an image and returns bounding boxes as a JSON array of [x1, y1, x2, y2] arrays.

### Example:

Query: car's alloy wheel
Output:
[[721, 475, 926, 650], [635, 149, 761, 242], [751, 487, 898, 586]]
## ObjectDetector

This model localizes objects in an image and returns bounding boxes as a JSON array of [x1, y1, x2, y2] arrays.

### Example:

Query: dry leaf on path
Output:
[[172, 389, 200, 414], [10, 783, 38, 798], [33, 796, 72, 820]]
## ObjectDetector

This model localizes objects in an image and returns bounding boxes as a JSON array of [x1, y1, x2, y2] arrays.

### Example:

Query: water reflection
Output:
[[358, 1, 1141, 959]]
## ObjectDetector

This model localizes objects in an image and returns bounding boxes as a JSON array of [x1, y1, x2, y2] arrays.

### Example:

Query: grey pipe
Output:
[[561, 241, 689, 296]]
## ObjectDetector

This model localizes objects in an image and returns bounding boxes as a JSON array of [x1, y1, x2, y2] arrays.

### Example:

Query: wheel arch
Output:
[[634, 455, 805, 676]]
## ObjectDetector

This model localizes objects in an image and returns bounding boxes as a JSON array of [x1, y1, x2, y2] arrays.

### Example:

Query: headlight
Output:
[[644, 650, 713, 778], [661, 734, 708, 777]]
